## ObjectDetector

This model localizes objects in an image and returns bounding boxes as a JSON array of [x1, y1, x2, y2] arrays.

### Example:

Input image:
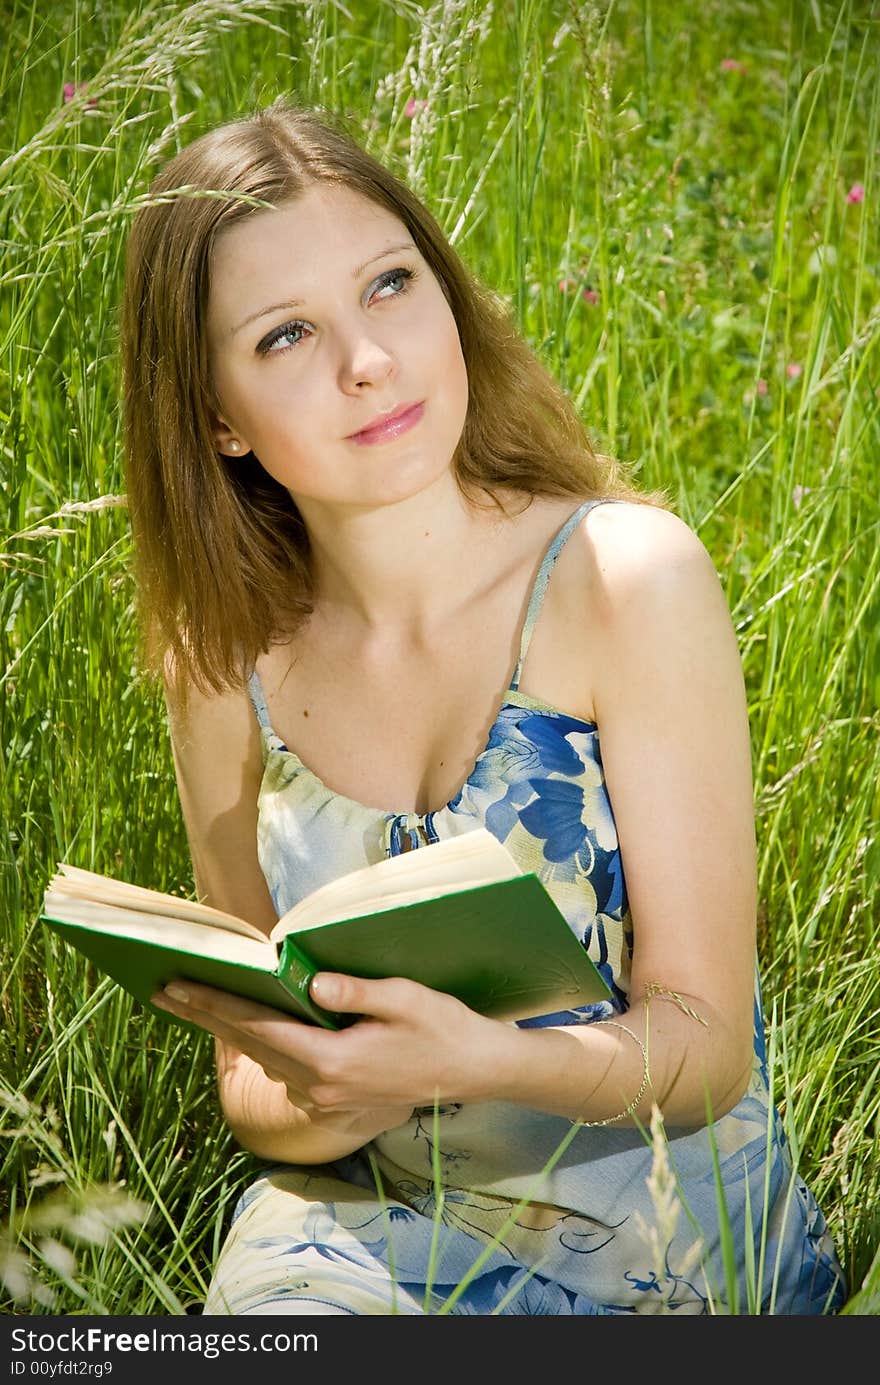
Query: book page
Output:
[[272, 828, 522, 939], [42, 894, 278, 968], [50, 865, 269, 941]]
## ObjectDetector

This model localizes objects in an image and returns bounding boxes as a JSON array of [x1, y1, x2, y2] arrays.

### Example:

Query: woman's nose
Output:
[[337, 327, 396, 391]]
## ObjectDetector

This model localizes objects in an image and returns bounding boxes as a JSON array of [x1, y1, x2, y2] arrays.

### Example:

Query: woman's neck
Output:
[[296, 477, 517, 634]]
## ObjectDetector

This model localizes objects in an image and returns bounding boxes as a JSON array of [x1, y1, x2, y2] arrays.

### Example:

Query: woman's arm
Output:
[[162, 657, 413, 1163], [513, 499, 758, 1126]]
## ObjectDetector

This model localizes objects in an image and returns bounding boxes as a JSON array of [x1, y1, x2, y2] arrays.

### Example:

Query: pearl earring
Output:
[[230, 441, 240, 453]]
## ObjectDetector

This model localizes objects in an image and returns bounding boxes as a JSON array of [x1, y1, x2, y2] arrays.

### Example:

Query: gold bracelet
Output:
[[575, 1019, 650, 1129]]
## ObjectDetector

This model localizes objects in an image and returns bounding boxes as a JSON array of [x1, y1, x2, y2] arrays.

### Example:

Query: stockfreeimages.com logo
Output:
[[11, 1326, 316, 1365]]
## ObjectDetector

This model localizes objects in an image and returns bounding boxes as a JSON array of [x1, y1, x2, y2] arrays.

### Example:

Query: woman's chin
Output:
[[349, 451, 459, 509]]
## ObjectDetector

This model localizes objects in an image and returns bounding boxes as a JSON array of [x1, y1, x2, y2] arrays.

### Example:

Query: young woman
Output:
[[120, 97, 845, 1315]]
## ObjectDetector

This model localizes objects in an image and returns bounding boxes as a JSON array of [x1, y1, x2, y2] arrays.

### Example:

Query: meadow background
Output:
[[1, 0, 878, 1315]]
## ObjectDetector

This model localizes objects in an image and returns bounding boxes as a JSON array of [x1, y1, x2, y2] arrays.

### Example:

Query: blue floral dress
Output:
[[202, 498, 846, 1316]]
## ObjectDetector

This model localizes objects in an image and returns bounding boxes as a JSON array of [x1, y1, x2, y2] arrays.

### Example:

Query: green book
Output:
[[40, 828, 611, 1031]]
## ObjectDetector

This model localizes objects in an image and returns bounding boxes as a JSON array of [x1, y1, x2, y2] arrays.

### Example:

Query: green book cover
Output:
[[284, 874, 611, 1022], [40, 832, 612, 1031], [40, 912, 343, 1030]]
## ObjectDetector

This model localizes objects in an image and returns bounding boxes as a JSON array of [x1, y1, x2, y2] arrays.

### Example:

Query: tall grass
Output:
[[1, 0, 877, 1314]]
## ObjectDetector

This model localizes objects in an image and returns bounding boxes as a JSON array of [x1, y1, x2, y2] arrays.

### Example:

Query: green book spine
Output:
[[275, 935, 347, 1030]]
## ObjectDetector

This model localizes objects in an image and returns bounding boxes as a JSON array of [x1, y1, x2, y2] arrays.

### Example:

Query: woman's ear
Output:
[[211, 411, 250, 458]]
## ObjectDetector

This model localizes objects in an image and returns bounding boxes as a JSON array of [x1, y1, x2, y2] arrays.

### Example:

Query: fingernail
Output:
[[311, 974, 336, 1005], [165, 983, 190, 1004]]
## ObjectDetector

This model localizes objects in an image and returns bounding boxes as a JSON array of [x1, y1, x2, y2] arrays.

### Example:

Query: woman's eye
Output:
[[373, 267, 415, 300], [261, 323, 307, 354], [257, 266, 416, 356]]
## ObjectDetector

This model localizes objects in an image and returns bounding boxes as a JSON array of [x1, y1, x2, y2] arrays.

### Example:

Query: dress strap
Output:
[[509, 497, 623, 692], [246, 668, 272, 731]]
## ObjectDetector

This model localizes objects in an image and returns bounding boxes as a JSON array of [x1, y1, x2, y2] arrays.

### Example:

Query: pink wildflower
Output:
[[582, 287, 599, 305], [847, 182, 865, 205], [786, 362, 803, 380], [757, 378, 768, 396], [63, 80, 97, 109], [558, 278, 572, 293], [720, 58, 746, 73], [404, 98, 427, 118]]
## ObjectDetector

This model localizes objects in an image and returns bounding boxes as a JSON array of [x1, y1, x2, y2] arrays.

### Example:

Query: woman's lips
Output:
[[349, 401, 424, 445]]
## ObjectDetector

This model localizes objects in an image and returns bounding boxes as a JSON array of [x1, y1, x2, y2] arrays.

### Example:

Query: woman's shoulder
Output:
[[581, 497, 712, 567], [162, 640, 260, 761], [581, 499, 739, 708], [543, 499, 729, 707], [567, 498, 722, 616], [514, 497, 721, 725]]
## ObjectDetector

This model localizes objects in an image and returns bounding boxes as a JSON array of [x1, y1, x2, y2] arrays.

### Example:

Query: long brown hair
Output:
[[120, 95, 671, 705]]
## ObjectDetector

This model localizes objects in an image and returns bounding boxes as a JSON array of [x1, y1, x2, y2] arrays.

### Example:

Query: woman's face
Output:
[[205, 184, 469, 511]]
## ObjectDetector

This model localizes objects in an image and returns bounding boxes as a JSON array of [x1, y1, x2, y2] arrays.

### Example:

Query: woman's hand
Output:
[[151, 971, 518, 1126]]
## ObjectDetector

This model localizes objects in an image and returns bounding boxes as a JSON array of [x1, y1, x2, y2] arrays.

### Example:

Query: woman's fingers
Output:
[[309, 971, 447, 1021], [151, 980, 330, 1054], [150, 981, 326, 1102], [152, 979, 310, 1029]]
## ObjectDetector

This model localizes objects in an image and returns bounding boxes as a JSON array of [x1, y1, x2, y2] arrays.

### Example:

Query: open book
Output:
[[40, 828, 611, 1030]]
